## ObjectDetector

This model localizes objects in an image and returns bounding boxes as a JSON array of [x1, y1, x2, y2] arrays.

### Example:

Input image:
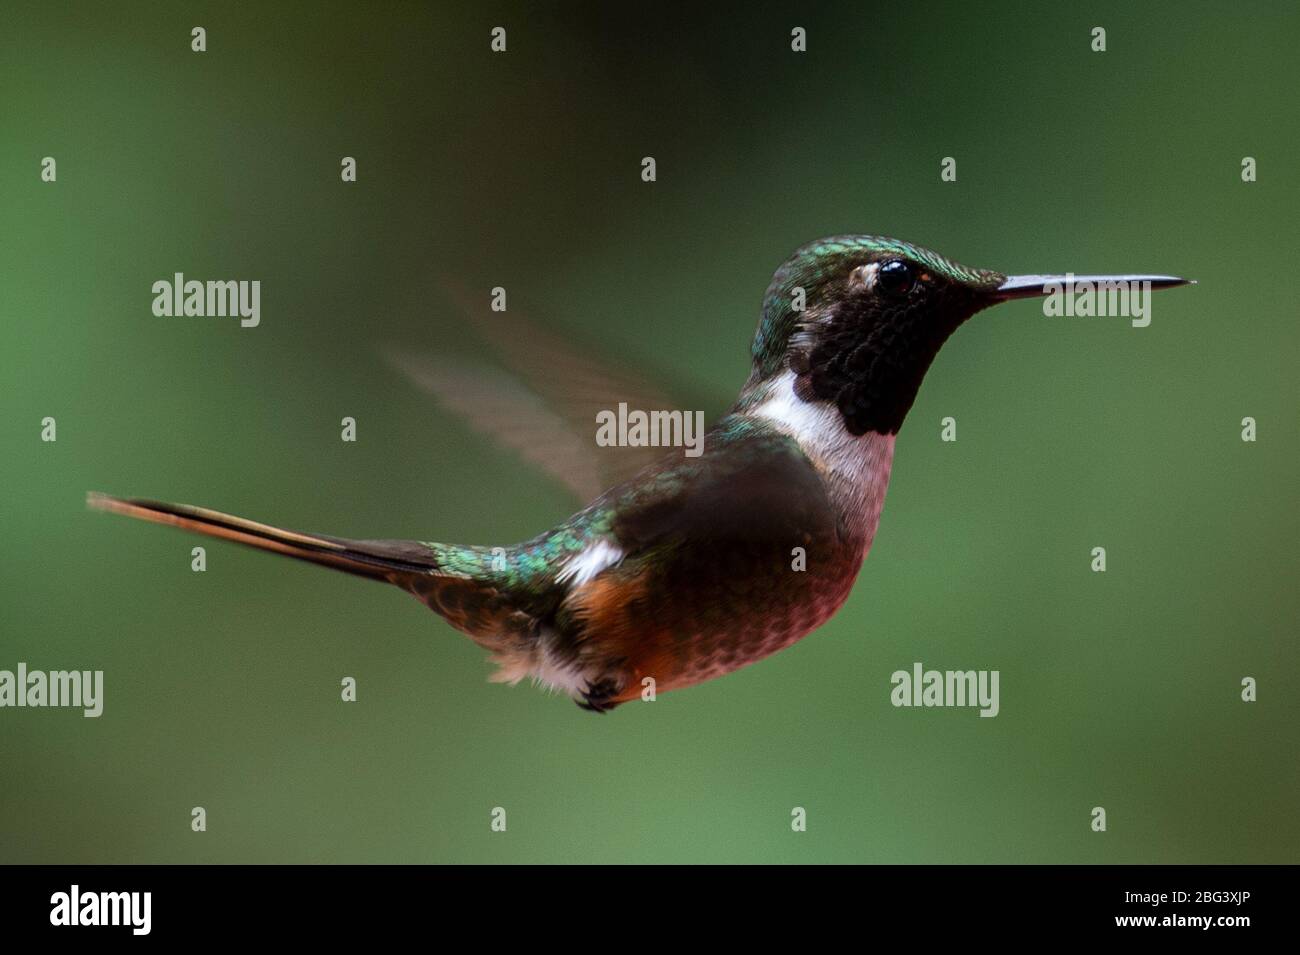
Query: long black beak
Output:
[[995, 274, 1194, 301]]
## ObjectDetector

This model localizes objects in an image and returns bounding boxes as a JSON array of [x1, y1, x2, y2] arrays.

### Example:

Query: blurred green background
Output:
[[2, 1, 1296, 863]]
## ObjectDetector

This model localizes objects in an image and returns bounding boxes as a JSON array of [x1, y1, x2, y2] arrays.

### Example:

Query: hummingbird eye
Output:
[[877, 259, 914, 297]]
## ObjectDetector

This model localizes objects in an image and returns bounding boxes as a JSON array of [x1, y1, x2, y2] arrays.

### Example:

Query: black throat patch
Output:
[[788, 284, 987, 436]]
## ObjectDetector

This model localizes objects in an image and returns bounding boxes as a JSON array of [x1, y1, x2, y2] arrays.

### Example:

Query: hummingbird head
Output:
[[743, 235, 1190, 436]]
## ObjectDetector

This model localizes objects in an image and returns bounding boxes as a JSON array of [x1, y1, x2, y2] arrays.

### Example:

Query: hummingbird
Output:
[[90, 236, 1191, 711]]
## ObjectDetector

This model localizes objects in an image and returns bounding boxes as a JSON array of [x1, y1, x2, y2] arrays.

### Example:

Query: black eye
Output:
[[877, 259, 914, 296]]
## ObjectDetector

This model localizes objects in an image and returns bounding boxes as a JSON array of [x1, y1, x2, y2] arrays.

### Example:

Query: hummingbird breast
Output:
[[747, 370, 896, 548], [540, 390, 896, 702]]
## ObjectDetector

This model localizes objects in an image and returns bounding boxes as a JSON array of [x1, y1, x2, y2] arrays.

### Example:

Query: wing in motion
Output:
[[383, 280, 727, 502]]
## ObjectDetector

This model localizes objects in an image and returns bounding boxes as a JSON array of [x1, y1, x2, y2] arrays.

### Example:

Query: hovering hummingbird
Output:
[[90, 236, 1191, 711]]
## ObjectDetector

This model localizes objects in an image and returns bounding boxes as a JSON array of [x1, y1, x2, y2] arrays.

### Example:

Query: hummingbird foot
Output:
[[575, 676, 624, 713]]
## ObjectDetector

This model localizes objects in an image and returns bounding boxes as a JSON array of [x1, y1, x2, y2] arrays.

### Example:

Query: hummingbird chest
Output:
[[643, 530, 868, 689], [550, 411, 895, 699]]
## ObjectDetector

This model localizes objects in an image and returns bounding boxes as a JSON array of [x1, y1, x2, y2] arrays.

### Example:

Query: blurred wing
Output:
[[382, 348, 605, 503], [385, 282, 727, 502]]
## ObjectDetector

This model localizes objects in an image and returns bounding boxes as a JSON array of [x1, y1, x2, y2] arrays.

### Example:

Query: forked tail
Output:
[[86, 492, 441, 583]]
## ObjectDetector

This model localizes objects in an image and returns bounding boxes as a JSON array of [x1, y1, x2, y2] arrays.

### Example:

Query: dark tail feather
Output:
[[87, 492, 440, 583]]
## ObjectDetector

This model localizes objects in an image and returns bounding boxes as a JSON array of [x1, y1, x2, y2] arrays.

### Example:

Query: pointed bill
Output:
[[996, 274, 1194, 300]]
